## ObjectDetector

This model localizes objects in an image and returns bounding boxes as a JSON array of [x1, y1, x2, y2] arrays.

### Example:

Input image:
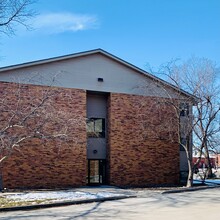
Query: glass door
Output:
[[87, 160, 106, 185]]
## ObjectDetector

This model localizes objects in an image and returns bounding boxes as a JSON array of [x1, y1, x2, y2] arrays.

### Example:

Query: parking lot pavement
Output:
[[0, 188, 220, 220]]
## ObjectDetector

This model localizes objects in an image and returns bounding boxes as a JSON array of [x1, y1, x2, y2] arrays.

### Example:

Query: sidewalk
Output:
[[1, 184, 219, 212], [0, 186, 136, 212]]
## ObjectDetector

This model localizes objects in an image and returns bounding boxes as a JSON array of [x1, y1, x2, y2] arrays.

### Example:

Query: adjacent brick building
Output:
[[0, 49, 195, 189]]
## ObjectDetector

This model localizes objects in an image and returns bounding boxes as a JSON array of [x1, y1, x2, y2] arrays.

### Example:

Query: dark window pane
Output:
[[86, 120, 94, 133], [95, 119, 103, 132], [180, 137, 189, 151], [86, 118, 105, 138], [180, 103, 189, 117]]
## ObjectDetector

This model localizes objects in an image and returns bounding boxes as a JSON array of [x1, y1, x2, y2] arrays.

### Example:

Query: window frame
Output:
[[180, 137, 190, 151], [180, 103, 189, 117], [86, 118, 105, 138]]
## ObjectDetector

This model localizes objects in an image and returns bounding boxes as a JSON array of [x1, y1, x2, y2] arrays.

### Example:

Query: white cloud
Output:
[[33, 12, 99, 34]]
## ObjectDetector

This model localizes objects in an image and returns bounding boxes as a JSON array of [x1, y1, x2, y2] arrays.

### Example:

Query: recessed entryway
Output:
[[87, 159, 106, 185]]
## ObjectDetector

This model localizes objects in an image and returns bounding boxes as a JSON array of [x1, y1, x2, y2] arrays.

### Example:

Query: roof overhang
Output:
[[0, 48, 198, 103]]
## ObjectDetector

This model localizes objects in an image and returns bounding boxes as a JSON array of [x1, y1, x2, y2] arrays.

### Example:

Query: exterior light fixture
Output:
[[97, 78, 104, 82]]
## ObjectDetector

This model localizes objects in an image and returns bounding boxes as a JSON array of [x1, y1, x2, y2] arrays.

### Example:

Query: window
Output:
[[180, 103, 189, 117], [86, 118, 105, 138], [180, 137, 190, 151], [180, 138, 186, 151]]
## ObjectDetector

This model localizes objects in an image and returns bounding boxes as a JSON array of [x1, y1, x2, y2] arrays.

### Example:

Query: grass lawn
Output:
[[0, 197, 53, 208]]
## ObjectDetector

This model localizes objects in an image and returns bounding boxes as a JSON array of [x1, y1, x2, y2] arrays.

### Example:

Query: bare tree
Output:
[[152, 57, 220, 186], [0, 0, 36, 35], [137, 76, 195, 187], [0, 81, 85, 165]]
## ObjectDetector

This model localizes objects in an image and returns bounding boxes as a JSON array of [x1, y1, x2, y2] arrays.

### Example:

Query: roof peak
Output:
[[0, 48, 197, 102]]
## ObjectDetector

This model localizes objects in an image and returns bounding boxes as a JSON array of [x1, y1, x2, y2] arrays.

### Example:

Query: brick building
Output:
[[193, 154, 220, 169], [0, 49, 195, 189]]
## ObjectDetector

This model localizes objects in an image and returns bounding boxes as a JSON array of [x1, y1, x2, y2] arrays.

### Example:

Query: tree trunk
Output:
[[186, 149, 193, 187], [0, 166, 2, 191], [186, 164, 193, 187], [204, 143, 213, 178], [207, 165, 213, 178]]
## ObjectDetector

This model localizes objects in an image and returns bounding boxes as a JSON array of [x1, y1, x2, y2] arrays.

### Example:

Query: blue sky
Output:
[[0, 0, 219, 70]]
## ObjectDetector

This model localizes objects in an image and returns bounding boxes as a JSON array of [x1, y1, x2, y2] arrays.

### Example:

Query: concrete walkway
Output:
[[0, 186, 136, 212], [0, 187, 220, 219]]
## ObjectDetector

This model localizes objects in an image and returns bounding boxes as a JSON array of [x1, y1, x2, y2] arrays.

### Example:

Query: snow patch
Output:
[[4, 191, 123, 202]]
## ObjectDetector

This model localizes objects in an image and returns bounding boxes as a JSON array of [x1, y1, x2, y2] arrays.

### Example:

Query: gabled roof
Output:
[[0, 48, 197, 102]]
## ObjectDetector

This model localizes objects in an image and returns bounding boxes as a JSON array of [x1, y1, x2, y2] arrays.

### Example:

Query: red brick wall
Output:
[[193, 156, 218, 169], [0, 82, 87, 189], [0, 81, 180, 189], [217, 154, 220, 168], [108, 93, 180, 186]]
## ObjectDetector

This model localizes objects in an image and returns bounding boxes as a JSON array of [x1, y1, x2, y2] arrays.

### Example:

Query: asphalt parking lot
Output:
[[0, 187, 219, 220]]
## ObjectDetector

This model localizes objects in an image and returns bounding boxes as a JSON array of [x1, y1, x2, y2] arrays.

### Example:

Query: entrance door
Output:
[[87, 160, 106, 185]]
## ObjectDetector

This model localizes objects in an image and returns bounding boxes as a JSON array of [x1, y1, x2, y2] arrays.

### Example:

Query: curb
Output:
[[0, 195, 136, 212], [162, 185, 220, 194]]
